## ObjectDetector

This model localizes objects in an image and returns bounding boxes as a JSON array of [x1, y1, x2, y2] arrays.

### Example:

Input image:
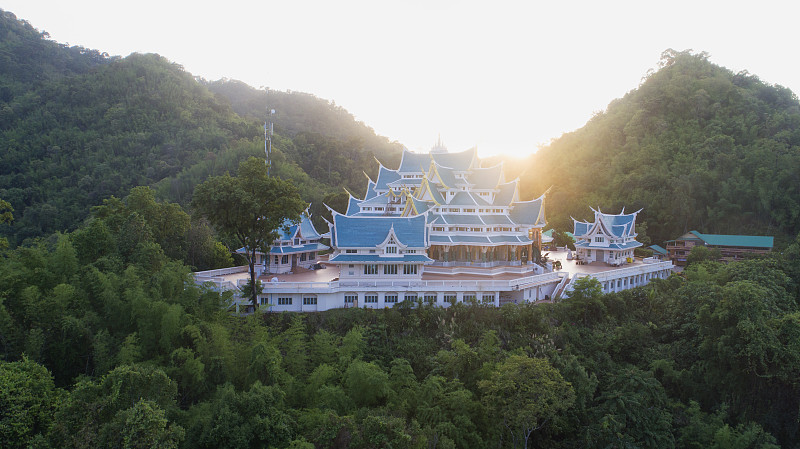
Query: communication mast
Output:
[[265, 89, 275, 177]]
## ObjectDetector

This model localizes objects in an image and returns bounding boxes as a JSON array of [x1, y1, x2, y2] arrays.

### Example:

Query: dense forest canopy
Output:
[[522, 50, 800, 245], [2, 197, 799, 448]]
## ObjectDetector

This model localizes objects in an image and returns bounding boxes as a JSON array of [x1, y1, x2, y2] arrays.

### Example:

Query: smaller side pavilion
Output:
[[238, 209, 329, 275], [572, 208, 642, 266]]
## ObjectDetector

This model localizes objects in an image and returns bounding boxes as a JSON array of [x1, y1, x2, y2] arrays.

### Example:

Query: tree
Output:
[[118, 400, 185, 449], [192, 157, 306, 308], [687, 245, 722, 265], [0, 199, 12, 250], [479, 355, 575, 449], [0, 357, 62, 448], [344, 360, 390, 408], [552, 229, 575, 250]]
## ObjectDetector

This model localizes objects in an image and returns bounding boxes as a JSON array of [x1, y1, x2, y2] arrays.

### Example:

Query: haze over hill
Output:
[[0, 9, 401, 246], [520, 50, 800, 245]]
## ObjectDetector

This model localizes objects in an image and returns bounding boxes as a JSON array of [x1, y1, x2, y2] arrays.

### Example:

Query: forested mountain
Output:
[[0, 10, 110, 92], [207, 79, 403, 192], [521, 50, 800, 245], [0, 9, 401, 247]]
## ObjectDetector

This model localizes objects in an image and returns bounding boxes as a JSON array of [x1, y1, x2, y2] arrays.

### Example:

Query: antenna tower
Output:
[[265, 89, 275, 177]]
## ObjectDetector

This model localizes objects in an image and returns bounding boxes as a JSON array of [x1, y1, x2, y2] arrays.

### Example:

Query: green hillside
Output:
[[522, 50, 800, 245], [207, 79, 403, 192], [0, 10, 401, 246]]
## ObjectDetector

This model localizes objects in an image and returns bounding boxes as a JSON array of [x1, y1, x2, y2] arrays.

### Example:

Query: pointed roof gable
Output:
[[332, 214, 428, 248], [431, 147, 477, 171], [277, 209, 322, 240], [413, 177, 444, 205], [374, 165, 401, 190], [298, 214, 323, 240], [595, 208, 640, 238], [449, 191, 490, 206], [494, 181, 518, 206], [345, 196, 362, 216], [572, 219, 591, 237], [403, 196, 433, 217], [364, 179, 377, 200], [467, 163, 504, 189], [397, 148, 431, 173], [358, 191, 393, 207], [573, 208, 640, 239], [509, 195, 546, 227], [429, 162, 458, 188]]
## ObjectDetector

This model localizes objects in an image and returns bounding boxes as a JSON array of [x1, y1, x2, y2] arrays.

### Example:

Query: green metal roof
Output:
[[544, 229, 574, 239], [648, 244, 668, 255], [690, 231, 774, 249]]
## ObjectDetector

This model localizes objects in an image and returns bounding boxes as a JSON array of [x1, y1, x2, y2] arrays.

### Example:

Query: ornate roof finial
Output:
[[431, 134, 448, 154]]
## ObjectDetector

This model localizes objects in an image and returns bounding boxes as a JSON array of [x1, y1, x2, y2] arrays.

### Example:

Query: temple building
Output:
[[325, 143, 549, 276], [238, 209, 329, 274], [195, 139, 675, 313], [572, 208, 642, 265]]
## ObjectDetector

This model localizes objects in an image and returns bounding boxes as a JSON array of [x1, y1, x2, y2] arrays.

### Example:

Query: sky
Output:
[[4, 1, 799, 158]]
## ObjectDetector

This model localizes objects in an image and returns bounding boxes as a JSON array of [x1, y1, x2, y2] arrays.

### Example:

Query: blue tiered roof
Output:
[[397, 149, 431, 173], [494, 181, 517, 206], [332, 214, 428, 248], [467, 164, 503, 189], [509, 196, 546, 227], [327, 143, 549, 268], [345, 196, 361, 216], [375, 165, 402, 191], [572, 208, 642, 252], [430, 147, 476, 171], [573, 208, 640, 239], [277, 212, 324, 241]]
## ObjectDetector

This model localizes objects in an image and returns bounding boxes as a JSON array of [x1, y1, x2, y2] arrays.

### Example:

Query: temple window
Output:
[[403, 265, 418, 275]]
